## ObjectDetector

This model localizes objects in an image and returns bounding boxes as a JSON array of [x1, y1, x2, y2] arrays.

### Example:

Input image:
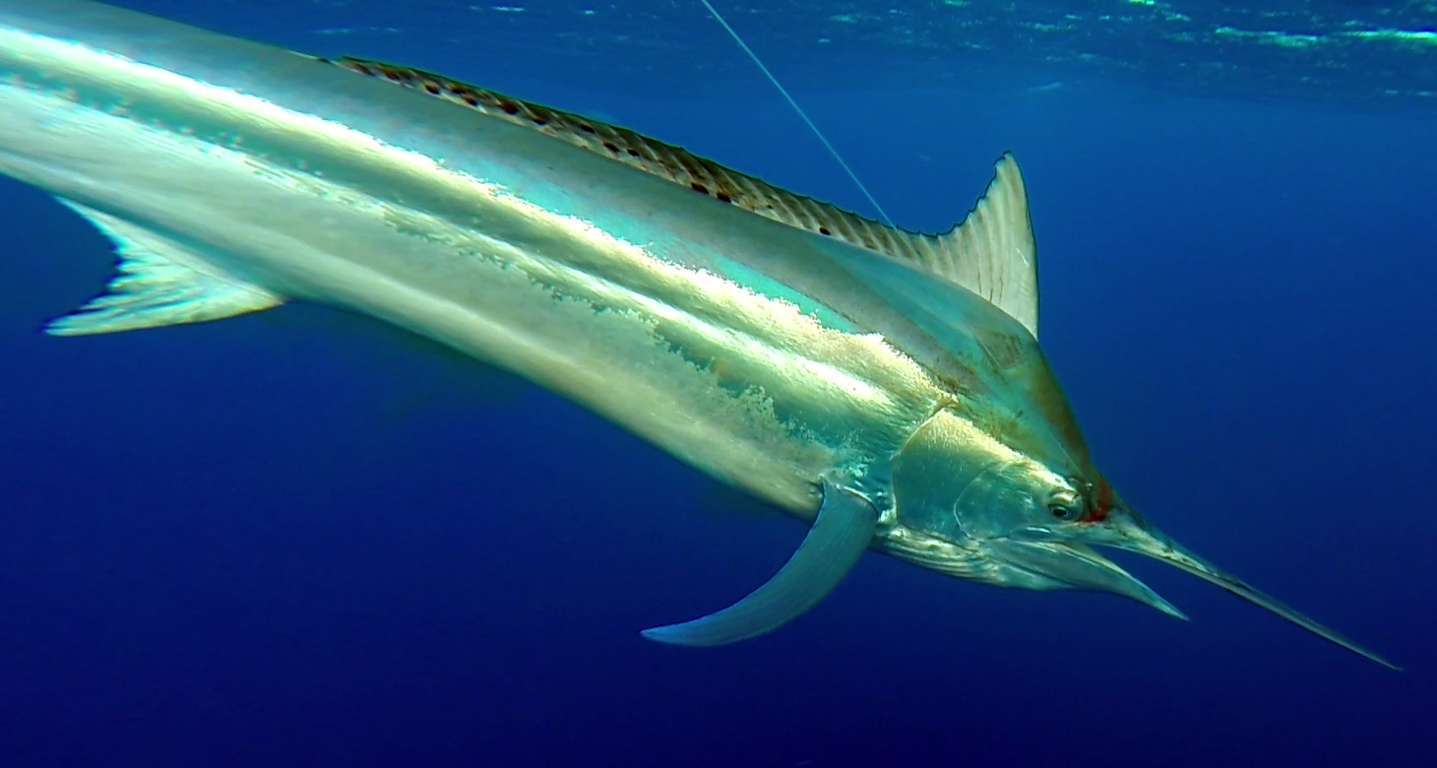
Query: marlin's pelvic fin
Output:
[[641, 476, 879, 647]]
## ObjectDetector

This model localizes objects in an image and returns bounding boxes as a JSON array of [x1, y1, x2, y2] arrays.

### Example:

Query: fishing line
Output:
[[697, 0, 895, 227]]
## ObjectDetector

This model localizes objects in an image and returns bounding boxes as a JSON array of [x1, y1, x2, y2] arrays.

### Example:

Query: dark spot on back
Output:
[[716, 191, 733, 203], [579, 123, 596, 134], [691, 182, 709, 195], [499, 100, 520, 115], [819, 226, 832, 236], [603, 141, 620, 154]]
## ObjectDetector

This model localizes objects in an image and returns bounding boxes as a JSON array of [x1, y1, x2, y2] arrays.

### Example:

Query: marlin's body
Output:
[[0, 1, 1394, 665]]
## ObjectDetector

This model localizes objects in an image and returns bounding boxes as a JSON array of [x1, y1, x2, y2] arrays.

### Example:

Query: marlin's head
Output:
[[890, 402, 1397, 669]]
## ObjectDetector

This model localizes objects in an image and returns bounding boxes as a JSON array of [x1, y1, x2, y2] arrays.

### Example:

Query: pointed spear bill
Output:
[[1110, 519, 1400, 671]]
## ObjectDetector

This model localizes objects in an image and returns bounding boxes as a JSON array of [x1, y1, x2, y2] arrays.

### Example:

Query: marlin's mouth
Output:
[[986, 537, 1188, 620]]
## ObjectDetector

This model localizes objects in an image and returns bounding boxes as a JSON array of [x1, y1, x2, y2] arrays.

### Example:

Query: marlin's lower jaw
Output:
[[984, 538, 1188, 621], [870, 527, 1185, 620]]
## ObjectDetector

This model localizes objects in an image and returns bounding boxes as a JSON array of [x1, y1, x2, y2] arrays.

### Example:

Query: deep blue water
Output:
[[2, 2, 1434, 766]]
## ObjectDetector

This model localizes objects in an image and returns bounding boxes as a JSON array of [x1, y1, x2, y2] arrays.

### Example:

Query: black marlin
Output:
[[0, 0, 1394, 667]]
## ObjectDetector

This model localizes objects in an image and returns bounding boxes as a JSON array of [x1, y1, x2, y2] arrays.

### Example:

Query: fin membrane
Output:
[[642, 477, 878, 647], [328, 59, 1039, 335], [920, 153, 1039, 338], [47, 200, 282, 336]]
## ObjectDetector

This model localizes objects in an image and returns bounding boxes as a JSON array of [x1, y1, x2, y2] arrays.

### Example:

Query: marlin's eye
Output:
[[1049, 503, 1081, 521], [1048, 491, 1082, 521]]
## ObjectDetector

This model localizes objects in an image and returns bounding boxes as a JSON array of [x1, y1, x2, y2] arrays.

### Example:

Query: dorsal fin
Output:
[[326, 58, 1039, 337], [919, 154, 1039, 337]]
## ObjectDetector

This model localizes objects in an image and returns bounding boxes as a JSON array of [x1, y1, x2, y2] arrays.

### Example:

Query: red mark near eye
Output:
[[1086, 477, 1114, 523]]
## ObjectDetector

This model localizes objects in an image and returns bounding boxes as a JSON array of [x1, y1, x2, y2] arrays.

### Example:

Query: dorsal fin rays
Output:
[[327, 56, 899, 245], [920, 153, 1040, 338], [327, 59, 1039, 336]]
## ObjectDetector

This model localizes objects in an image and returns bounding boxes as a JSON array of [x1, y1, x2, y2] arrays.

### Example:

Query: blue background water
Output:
[[1, 2, 1434, 766]]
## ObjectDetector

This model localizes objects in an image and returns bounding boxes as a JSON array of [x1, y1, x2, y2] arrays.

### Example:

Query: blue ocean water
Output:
[[1, 1, 1434, 765]]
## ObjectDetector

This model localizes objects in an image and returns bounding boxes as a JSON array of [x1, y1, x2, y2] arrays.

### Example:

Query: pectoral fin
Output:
[[641, 477, 879, 647]]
